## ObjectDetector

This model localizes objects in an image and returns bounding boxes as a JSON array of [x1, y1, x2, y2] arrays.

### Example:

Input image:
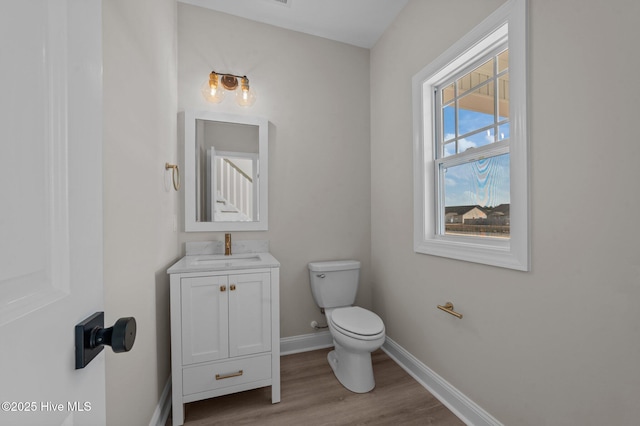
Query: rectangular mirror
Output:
[[183, 111, 268, 231]]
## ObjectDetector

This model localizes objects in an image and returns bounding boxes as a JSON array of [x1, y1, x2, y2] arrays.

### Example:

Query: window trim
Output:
[[412, 0, 529, 271]]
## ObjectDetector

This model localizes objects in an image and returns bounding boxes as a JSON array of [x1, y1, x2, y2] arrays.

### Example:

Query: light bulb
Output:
[[201, 72, 225, 103], [235, 77, 256, 107]]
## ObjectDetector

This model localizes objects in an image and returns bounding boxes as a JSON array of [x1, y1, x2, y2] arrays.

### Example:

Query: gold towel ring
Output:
[[165, 163, 180, 191]]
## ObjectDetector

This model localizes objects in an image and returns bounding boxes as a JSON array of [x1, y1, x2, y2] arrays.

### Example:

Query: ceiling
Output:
[[178, 0, 409, 49]]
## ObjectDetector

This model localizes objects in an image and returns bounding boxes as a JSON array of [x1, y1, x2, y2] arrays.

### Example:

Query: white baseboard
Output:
[[149, 376, 172, 426], [280, 331, 333, 355], [382, 337, 502, 426]]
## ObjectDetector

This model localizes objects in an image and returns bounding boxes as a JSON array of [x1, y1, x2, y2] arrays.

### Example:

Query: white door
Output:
[[0, 0, 105, 425]]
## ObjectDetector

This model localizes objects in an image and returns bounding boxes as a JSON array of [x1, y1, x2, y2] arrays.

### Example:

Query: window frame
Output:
[[412, 0, 529, 270]]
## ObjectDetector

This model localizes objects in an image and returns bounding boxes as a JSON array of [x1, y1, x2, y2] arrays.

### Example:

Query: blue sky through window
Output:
[[444, 153, 510, 207], [442, 108, 510, 207]]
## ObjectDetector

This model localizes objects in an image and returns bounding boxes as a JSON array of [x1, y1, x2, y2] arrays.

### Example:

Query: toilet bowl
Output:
[[325, 306, 385, 393], [308, 260, 386, 393]]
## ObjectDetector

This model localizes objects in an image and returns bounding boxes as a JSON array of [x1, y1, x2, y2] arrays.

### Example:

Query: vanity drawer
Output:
[[183, 354, 272, 396]]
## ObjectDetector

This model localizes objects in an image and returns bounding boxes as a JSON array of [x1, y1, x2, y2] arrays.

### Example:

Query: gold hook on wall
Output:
[[165, 163, 180, 191]]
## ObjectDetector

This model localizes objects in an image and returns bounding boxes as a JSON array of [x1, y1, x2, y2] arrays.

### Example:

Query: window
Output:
[[437, 47, 510, 237], [412, 0, 529, 270]]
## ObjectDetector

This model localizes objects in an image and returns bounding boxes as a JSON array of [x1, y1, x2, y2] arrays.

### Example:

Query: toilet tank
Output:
[[308, 260, 360, 309]]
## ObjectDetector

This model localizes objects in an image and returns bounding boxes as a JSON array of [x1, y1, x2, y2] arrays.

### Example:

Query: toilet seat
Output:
[[330, 307, 385, 341]]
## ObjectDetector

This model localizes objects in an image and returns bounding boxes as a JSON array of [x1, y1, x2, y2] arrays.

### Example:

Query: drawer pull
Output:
[[230, 284, 236, 291], [220, 285, 226, 292], [215, 370, 243, 380]]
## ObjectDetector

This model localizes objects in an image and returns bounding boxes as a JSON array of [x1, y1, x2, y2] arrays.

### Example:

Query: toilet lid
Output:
[[331, 307, 384, 337]]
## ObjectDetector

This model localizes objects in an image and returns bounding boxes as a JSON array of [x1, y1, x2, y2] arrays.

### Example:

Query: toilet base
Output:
[[327, 344, 375, 393]]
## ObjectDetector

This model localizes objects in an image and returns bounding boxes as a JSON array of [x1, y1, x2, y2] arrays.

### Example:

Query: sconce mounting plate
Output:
[[221, 75, 238, 90]]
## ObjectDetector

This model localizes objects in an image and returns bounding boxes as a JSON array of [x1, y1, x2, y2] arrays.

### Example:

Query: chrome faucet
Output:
[[225, 233, 232, 256]]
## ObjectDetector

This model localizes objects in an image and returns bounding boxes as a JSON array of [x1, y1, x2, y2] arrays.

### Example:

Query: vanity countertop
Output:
[[167, 252, 280, 275]]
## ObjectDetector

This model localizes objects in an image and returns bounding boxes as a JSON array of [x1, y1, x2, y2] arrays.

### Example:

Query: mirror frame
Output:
[[183, 110, 268, 232]]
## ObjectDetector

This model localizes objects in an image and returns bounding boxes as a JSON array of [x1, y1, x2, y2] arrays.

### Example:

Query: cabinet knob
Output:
[[230, 284, 236, 291], [220, 285, 227, 292]]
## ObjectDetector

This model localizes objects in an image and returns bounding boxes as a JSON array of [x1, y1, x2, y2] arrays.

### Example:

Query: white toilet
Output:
[[308, 260, 386, 393]]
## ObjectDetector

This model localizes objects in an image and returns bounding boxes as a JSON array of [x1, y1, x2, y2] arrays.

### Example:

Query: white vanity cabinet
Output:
[[168, 253, 280, 426]]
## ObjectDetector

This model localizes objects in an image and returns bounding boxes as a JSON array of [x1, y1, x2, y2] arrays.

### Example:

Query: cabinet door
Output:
[[228, 272, 271, 357], [181, 275, 229, 364]]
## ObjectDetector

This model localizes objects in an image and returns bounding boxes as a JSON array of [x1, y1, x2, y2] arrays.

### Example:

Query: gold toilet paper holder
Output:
[[437, 302, 463, 319]]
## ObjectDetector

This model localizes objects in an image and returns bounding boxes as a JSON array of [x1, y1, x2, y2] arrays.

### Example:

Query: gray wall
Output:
[[371, 0, 640, 424], [103, 0, 179, 424], [177, 4, 373, 338]]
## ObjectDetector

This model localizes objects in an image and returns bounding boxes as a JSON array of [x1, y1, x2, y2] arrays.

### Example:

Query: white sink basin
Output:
[[187, 254, 262, 267]]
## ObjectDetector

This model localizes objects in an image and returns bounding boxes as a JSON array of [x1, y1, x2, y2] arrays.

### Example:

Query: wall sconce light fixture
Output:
[[201, 71, 257, 107]]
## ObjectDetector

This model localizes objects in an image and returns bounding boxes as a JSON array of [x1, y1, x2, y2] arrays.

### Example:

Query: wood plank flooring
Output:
[[167, 348, 464, 426]]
